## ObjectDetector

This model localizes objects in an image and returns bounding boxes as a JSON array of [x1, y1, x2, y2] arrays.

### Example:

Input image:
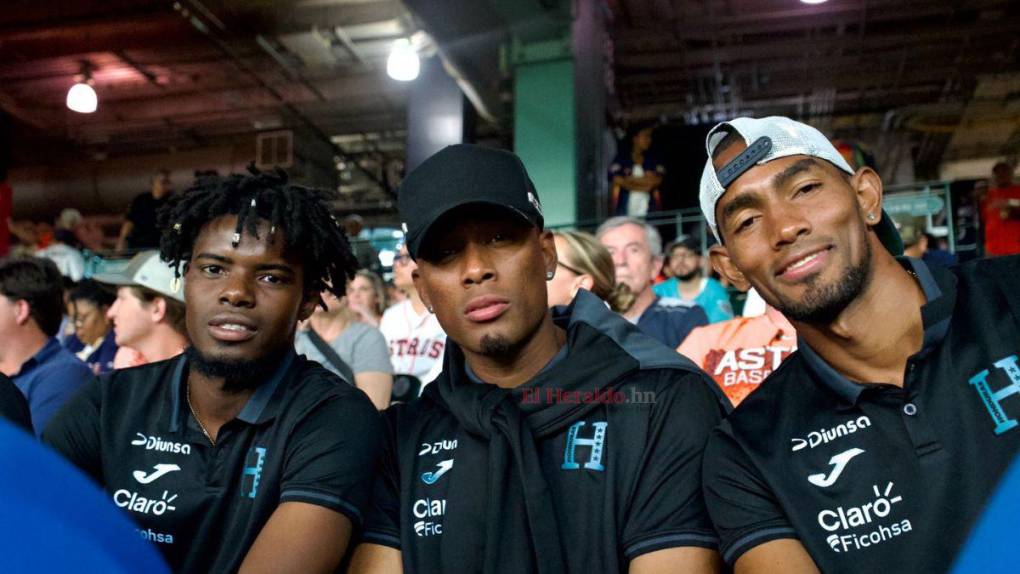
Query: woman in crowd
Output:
[[346, 269, 387, 327], [67, 279, 119, 374], [546, 229, 634, 312], [296, 287, 394, 410]]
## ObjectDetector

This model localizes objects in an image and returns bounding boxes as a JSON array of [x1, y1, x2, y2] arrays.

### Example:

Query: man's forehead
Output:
[[719, 155, 827, 196], [604, 222, 646, 242], [195, 216, 293, 260]]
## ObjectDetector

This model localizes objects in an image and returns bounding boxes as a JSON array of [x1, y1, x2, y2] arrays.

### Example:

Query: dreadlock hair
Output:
[[157, 165, 359, 309]]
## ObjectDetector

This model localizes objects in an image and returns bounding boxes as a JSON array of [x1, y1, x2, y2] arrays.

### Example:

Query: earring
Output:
[[546, 271, 554, 280], [427, 305, 434, 314], [867, 213, 876, 221]]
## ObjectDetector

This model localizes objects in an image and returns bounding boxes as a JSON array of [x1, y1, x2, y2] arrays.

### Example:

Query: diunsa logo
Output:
[[791, 416, 871, 452], [131, 433, 192, 455]]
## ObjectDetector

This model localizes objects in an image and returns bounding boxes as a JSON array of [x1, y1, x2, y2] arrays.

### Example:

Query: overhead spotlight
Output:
[[386, 38, 420, 82], [67, 66, 98, 114], [800, 0, 829, 4]]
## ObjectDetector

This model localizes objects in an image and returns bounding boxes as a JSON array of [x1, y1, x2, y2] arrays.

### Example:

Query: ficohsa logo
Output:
[[412, 498, 445, 537], [818, 482, 912, 553]]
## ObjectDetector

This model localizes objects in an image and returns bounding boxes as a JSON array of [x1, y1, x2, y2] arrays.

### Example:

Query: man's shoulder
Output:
[[703, 277, 729, 295], [99, 358, 180, 391], [646, 297, 709, 329], [720, 352, 820, 436], [379, 391, 455, 453], [343, 320, 385, 342], [35, 347, 93, 379], [619, 363, 725, 403], [652, 278, 679, 298], [653, 296, 698, 310], [960, 254, 1020, 278], [954, 255, 1020, 306]]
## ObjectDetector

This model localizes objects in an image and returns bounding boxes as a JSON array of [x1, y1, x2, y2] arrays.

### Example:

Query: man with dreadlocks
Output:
[[44, 167, 382, 573]]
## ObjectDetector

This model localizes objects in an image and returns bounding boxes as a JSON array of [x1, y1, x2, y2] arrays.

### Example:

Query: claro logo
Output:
[[818, 482, 913, 553], [114, 489, 179, 516], [791, 416, 871, 452]]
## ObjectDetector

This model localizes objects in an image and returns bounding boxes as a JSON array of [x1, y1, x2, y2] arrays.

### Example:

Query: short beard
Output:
[[677, 268, 701, 282], [479, 334, 515, 357], [774, 240, 873, 325], [185, 345, 289, 393]]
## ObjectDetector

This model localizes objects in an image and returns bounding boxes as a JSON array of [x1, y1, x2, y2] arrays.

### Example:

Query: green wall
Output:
[[513, 58, 575, 227]]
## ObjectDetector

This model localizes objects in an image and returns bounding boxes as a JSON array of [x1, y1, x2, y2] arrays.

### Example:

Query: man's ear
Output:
[[150, 297, 168, 323], [709, 244, 750, 291], [851, 167, 884, 227], [13, 299, 31, 326], [411, 268, 432, 311], [539, 230, 557, 277], [650, 255, 664, 282], [297, 290, 319, 322]]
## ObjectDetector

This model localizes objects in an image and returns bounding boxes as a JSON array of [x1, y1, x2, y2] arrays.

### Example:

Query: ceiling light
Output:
[[386, 39, 420, 82], [800, 0, 829, 4], [67, 67, 98, 114]]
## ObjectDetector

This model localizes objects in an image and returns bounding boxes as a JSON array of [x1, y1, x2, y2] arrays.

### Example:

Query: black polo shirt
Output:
[[43, 351, 381, 573], [703, 256, 1020, 572], [361, 290, 730, 573]]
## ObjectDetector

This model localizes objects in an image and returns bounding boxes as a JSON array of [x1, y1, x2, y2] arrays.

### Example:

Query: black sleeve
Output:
[[279, 390, 383, 529], [125, 193, 145, 224], [42, 377, 104, 483], [0, 373, 32, 433], [359, 407, 402, 549], [702, 423, 799, 566], [621, 371, 726, 560]]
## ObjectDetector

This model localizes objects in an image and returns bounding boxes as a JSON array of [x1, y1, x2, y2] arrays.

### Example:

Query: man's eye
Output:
[[490, 232, 507, 244], [797, 183, 821, 195], [260, 274, 285, 285], [201, 265, 223, 276], [736, 216, 759, 233]]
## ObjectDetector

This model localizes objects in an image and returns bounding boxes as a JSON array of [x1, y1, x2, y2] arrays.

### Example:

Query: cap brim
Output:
[[90, 272, 135, 286], [875, 209, 904, 256], [407, 200, 540, 260]]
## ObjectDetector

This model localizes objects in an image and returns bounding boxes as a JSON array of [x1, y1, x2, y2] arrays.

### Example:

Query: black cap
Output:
[[397, 144, 544, 259]]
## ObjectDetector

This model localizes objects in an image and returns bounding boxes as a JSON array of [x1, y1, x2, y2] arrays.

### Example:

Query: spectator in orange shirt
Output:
[[677, 305, 796, 406], [982, 162, 1020, 257]]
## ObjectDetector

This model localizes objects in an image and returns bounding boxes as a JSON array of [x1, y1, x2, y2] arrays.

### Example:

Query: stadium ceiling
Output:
[[608, 0, 1020, 174], [0, 0, 427, 166]]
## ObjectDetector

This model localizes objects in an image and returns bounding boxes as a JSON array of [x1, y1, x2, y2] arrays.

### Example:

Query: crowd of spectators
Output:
[[0, 121, 1017, 573]]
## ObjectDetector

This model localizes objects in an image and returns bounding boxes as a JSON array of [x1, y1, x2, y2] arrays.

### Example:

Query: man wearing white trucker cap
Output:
[[93, 250, 188, 366], [698, 116, 1020, 573]]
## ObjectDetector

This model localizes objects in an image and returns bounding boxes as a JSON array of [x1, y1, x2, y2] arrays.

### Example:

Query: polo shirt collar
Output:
[[169, 350, 298, 432], [18, 337, 62, 376], [798, 257, 957, 405]]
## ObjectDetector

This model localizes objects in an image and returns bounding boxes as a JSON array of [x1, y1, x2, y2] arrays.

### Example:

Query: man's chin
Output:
[[185, 345, 286, 392]]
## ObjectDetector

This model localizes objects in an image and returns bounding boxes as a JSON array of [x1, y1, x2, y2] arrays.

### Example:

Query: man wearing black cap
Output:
[[350, 144, 729, 574], [698, 116, 1020, 573]]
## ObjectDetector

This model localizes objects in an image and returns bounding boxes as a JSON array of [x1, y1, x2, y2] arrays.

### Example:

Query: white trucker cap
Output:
[[698, 116, 903, 255], [92, 250, 185, 302]]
